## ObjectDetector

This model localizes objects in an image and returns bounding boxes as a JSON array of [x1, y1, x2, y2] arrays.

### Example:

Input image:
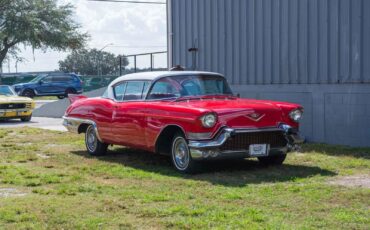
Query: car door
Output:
[[111, 81, 150, 148], [35, 76, 53, 94], [51, 74, 70, 94]]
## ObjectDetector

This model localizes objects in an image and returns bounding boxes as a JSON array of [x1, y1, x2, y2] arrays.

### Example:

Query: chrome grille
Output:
[[220, 131, 287, 151], [0, 103, 26, 109], [26, 103, 32, 109]]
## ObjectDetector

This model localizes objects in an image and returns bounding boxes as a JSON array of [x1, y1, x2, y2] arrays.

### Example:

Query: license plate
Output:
[[249, 144, 269, 156]]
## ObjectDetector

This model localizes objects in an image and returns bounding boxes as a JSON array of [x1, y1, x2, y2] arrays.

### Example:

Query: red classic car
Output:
[[63, 71, 304, 173]]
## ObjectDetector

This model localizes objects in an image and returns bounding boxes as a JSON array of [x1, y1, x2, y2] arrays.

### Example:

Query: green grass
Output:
[[0, 128, 369, 229]]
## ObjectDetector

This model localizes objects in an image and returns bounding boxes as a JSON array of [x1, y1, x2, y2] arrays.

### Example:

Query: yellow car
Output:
[[0, 85, 35, 122]]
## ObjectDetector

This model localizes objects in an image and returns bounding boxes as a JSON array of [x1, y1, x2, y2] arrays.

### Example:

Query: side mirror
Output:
[[39, 81, 43, 85]]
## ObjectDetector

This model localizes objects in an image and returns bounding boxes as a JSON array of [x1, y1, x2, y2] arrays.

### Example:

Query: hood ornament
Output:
[[245, 113, 265, 122]]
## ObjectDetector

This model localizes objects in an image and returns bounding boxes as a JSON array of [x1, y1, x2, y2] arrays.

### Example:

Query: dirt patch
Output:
[[0, 188, 28, 198], [328, 175, 370, 188]]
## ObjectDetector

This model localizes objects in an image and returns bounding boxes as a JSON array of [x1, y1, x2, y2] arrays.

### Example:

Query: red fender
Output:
[[68, 94, 87, 104]]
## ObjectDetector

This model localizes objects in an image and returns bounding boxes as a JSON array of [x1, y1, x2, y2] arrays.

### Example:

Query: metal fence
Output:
[[0, 51, 168, 92], [122, 51, 168, 74]]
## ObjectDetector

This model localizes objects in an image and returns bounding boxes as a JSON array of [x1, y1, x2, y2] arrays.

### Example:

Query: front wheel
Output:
[[21, 114, 32, 122], [258, 154, 287, 166], [171, 133, 200, 174], [22, 89, 35, 98], [85, 125, 108, 156]]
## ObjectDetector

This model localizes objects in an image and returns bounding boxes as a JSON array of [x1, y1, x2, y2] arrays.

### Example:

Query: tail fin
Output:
[[68, 94, 87, 104]]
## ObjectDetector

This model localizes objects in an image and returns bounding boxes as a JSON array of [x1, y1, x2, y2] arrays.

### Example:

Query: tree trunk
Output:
[[0, 48, 8, 83], [0, 48, 8, 70]]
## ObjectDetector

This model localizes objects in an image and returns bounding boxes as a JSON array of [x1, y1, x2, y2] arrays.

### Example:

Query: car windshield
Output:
[[0, 86, 16, 96], [29, 74, 47, 83], [147, 75, 233, 100]]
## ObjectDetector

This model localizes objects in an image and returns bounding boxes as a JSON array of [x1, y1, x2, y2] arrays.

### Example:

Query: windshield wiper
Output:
[[175, 96, 203, 102]]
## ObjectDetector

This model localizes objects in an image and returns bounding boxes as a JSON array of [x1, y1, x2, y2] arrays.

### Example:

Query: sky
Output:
[[4, 0, 167, 73]]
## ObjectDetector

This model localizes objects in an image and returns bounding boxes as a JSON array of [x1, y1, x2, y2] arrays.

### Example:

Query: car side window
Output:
[[123, 81, 145, 101], [41, 76, 53, 83], [52, 75, 73, 82], [113, 82, 127, 101]]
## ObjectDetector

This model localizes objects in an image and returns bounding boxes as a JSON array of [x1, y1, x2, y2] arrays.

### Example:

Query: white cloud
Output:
[[7, 0, 167, 73]]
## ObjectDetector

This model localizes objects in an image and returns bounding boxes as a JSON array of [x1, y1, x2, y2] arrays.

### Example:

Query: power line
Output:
[[87, 0, 166, 5], [109, 45, 166, 48]]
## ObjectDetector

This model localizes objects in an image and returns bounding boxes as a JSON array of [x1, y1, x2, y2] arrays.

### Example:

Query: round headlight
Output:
[[200, 113, 217, 128], [289, 109, 303, 122]]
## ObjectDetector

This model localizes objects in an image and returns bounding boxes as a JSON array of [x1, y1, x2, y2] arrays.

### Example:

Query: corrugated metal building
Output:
[[167, 0, 370, 147]]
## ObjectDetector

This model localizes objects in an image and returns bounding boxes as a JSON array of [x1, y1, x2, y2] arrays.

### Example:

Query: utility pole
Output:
[[0, 62, 2, 84], [119, 55, 123, 76], [98, 43, 113, 76], [7, 57, 10, 73]]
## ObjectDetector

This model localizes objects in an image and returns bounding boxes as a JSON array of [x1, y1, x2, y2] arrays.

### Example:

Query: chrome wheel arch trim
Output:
[[62, 116, 103, 142], [154, 124, 188, 146]]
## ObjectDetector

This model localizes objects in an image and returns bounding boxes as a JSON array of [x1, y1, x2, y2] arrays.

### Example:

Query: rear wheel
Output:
[[59, 88, 77, 99], [171, 133, 200, 174], [22, 89, 35, 98], [258, 154, 287, 166], [85, 125, 108, 156], [21, 114, 32, 122], [65, 88, 76, 96]]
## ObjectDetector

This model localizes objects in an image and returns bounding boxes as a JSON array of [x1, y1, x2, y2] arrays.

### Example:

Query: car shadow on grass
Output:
[[71, 148, 336, 187]]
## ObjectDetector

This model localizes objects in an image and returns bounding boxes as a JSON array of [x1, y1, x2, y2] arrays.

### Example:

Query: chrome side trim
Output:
[[62, 116, 103, 142]]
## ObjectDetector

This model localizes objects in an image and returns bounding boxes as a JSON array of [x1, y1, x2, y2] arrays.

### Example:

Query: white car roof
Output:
[[110, 71, 224, 86]]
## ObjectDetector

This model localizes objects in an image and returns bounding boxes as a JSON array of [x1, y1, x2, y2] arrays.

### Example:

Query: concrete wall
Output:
[[169, 0, 370, 146]]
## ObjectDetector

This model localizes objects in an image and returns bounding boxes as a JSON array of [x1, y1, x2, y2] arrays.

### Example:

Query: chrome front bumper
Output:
[[188, 125, 304, 160]]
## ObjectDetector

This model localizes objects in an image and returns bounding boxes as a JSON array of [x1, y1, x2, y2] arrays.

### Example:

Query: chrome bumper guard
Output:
[[188, 125, 304, 160]]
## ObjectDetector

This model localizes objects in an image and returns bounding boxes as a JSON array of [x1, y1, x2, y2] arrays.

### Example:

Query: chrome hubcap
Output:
[[86, 126, 97, 152], [173, 137, 190, 170]]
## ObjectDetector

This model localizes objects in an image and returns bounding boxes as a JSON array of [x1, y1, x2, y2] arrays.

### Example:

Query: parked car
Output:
[[13, 73, 83, 99], [0, 85, 35, 121], [63, 71, 304, 173]]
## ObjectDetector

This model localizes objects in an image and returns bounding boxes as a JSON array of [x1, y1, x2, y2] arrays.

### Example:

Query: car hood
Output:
[[0, 95, 33, 103], [173, 98, 298, 128], [13, 83, 32, 88]]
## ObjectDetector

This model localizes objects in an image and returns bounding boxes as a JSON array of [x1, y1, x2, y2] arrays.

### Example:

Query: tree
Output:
[[59, 49, 129, 76], [0, 0, 88, 68]]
